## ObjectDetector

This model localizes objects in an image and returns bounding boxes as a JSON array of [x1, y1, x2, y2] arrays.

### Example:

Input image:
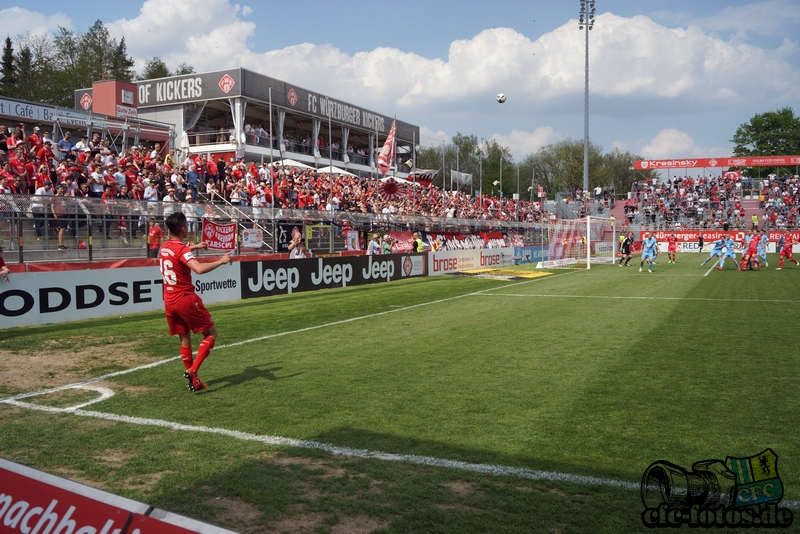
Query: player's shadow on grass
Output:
[[206, 362, 303, 392]]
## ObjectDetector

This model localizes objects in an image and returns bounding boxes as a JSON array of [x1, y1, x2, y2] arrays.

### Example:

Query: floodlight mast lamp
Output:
[[579, 0, 596, 195]]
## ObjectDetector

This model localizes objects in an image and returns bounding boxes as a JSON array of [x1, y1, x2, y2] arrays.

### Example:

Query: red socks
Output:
[[180, 347, 193, 370], [191, 337, 215, 372]]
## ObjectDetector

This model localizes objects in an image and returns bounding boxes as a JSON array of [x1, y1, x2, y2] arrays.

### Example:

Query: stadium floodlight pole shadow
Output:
[[579, 0, 596, 194]]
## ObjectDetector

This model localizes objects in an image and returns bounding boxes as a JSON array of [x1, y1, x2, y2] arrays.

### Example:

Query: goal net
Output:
[[537, 217, 617, 269]]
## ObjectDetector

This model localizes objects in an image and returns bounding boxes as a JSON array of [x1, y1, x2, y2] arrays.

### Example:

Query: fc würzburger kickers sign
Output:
[[202, 220, 236, 250]]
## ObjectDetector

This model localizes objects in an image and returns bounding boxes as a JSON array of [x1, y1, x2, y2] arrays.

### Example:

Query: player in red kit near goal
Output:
[[160, 212, 232, 391], [739, 230, 761, 271], [777, 235, 799, 270], [666, 230, 678, 263]]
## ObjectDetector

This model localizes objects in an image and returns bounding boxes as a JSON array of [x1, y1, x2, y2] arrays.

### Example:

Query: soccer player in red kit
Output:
[[777, 235, 799, 270], [666, 230, 678, 263], [739, 230, 761, 270], [160, 212, 231, 391]]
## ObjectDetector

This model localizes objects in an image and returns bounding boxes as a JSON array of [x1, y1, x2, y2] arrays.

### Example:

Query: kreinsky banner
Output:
[[202, 220, 237, 250], [634, 156, 800, 170]]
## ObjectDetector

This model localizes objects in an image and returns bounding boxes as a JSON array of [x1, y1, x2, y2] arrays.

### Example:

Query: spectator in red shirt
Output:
[[148, 218, 163, 258]]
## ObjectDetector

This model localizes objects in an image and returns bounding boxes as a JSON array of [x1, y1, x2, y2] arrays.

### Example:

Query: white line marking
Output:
[[704, 259, 720, 277], [5, 398, 637, 490], [1, 271, 577, 404], [477, 293, 800, 304], [5, 385, 116, 411], [4, 398, 797, 508]]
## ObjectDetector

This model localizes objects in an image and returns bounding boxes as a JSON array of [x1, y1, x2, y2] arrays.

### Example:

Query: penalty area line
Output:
[[1, 270, 577, 404], [704, 259, 720, 277]]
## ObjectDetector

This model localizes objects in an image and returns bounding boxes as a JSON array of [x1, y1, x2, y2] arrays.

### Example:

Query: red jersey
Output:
[[666, 235, 678, 249], [149, 225, 163, 249], [747, 238, 760, 254], [8, 157, 26, 178], [782, 240, 795, 253], [159, 240, 197, 305]]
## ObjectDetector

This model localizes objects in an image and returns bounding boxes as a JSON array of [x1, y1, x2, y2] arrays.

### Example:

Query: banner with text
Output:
[[634, 156, 800, 170], [0, 263, 239, 329], [202, 220, 237, 250], [241, 253, 427, 298], [0, 458, 236, 533]]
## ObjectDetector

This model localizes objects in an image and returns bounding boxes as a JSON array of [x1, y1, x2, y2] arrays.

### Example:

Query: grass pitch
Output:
[[2, 256, 800, 533]]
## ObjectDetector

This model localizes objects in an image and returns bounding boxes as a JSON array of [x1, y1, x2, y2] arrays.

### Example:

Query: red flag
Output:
[[377, 119, 396, 175], [379, 177, 406, 201], [202, 220, 237, 250]]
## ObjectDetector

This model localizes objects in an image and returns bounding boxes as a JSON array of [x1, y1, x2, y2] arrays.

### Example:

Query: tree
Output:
[[521, 139, 607, 198], [477, 138, 515, 199], [109, 37, 135, 81], [15, 45, 33, 101], [602, 147, 656, 196], [174, 62, 195, 76], [139, 57, 196, 80], [731, 107, 800, 177], [139, 57, 170, 80], [732, 107, 800, 156], [1, 37, 16, 97]]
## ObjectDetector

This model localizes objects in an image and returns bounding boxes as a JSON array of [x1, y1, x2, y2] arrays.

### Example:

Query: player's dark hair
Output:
[[165, 212, 187, 235]]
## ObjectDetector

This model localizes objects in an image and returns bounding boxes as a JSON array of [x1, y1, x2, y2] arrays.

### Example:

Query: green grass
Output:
[[2, 256, 800, 533]]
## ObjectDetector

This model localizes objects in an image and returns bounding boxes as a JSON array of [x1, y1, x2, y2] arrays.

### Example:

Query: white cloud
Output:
[[419, 126, 449, 147], [640, 129, 728, 159], [688, 0, 800, 36], [0, 7, 72, 38], [101, 3, 800, 111], [105, 0, 255, 69], [491, 128, 562, 159]]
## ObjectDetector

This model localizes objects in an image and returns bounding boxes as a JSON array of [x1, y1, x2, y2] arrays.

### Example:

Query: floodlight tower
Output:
[[579, 0, 596, 195]]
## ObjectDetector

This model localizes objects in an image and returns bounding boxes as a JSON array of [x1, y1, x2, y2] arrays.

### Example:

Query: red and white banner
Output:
[[202, 220, 236, 250], [407, 169, 438, 187], [723, 170, 741, 181], [634, 156, 800, 170], [0, 458, 236, 533], [377, 119, 396, 175]]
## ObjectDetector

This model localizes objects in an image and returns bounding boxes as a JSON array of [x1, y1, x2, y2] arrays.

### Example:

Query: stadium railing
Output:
[[0, 194, 548, 263]]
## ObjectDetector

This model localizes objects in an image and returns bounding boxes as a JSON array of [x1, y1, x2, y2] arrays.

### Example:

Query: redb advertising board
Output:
[[0, 458, 235, 533]]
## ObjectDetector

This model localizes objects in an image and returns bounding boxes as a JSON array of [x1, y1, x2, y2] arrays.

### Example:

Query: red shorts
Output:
[[165, 293, 214, 336], [780, 249, 793, 259], [668, 244, 677, 252]]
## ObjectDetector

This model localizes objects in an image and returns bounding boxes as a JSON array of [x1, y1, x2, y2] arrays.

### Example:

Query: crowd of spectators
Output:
[[760, 173, 800, 229], [622, 174, 768, 230], [0, 122, 549, 232]]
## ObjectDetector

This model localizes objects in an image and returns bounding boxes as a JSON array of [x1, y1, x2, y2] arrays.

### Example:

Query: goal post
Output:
[[537, 216, 617, 269]]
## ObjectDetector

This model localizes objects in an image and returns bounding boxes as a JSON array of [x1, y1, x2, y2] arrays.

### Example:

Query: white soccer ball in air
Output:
[[496, 93, 506, 103]]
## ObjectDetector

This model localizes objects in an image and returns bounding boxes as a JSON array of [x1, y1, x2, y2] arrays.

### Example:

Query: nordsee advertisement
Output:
[[1, 255, 428, 328], [0, 264, 239, 329]]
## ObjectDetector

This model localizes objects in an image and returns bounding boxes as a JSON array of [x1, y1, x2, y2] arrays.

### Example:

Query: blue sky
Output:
[[3, 0, 800, 161]]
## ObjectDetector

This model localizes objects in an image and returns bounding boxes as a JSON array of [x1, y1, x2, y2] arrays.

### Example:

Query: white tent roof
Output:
[[317, 165, 357, 176], [275, 158, 314, 170]]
